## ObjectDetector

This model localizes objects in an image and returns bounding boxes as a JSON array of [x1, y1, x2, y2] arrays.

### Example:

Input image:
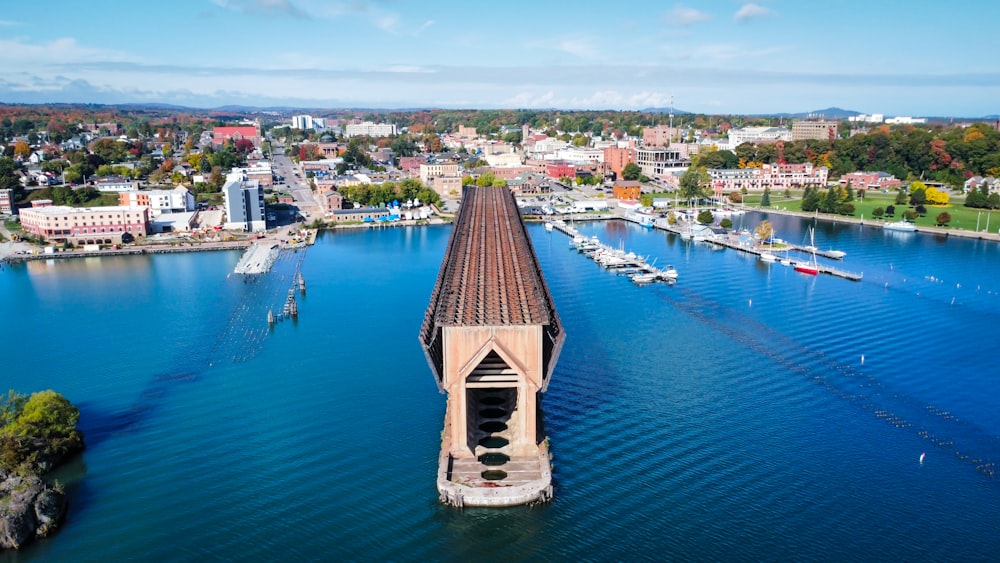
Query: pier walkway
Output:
[[421, 186, 564, 507]]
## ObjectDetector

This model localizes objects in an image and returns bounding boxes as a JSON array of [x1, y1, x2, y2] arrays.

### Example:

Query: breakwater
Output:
[[2, 242, 251, 264]]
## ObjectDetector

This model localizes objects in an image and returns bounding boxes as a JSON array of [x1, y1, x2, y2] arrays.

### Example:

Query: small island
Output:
[[0, 390, 84, 550]]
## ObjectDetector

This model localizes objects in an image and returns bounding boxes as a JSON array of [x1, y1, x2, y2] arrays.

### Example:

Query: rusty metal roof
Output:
[[420, 186, 564, 385]]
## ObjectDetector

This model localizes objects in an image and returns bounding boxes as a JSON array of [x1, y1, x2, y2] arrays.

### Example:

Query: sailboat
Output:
[[793, 227, 820, 275]]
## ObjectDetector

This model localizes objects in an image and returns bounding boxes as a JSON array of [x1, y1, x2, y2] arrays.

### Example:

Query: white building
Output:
[[222, 172, 266, 232], [119, 187, 195, 216], [291, 115, 326, 130], [723, 127, 792, 151], [884, 116, 928, 125], [848, 114, 884, 124], [344, 121, 397, 138]]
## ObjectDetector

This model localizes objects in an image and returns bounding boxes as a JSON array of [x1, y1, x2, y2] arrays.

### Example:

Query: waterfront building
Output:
[[321, 190, 344, 213], [118, 187, 195, 216], [791, 120, 839, 141], [708, 162, 828, 193], [839, 171, 901, 190], [964, 176, 1000, 194], [330, 207, 389, 223], [222, 172, 266, 232], [0, 188, 12, 215], [19, 205, 149, 245], [613, 180, 642, 201], [344, 121, 397, 138]]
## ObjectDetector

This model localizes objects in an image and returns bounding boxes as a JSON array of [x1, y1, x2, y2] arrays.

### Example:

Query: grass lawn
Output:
[[4, 219, 21, 231], [757, 189, 998, 233]]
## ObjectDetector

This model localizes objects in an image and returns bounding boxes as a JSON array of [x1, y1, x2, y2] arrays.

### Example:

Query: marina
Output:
[[550, 220, 679, 284]]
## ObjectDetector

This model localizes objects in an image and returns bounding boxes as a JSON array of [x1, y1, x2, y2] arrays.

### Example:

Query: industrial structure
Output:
[[420, 186, 564, 507]]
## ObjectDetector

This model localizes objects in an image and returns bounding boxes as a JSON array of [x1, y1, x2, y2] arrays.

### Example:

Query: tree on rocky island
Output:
[[1, 390, 84, 550]]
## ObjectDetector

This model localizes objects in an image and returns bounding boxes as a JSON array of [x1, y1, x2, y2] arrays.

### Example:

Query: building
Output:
[[635, 147, 689, 178], [708, 162, 828, 193], [321, 190, 344, 213], [0, 188, 12, 215], [839, 171, 902, 190], [724, 126, 792, 150], [603, 146, 636, 178], [642, 125, 680, 147], [612, 180, 642, 201], [232, 162, 274, 188], [330, 207, 390, 223], [791, 120, 838, 141], [344, 121, 397, 138], [19, 205, 149, 245], [119, 187, 195, 216], [222, 172, 266, 232], [95, 177, 137, 193], [545, 163, 576, 180], [212, 125, 262, 148], [291, 115, 326, 130], [964, 176, 1000, 194]]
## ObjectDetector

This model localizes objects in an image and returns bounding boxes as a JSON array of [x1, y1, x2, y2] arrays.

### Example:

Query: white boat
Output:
[[660, 265, 678, 280], [826, 249, 847, 259], [544, 222, 553, 232], [759, 252, 777, 263], [631, 272, 658, 285], [884, 220, 917, 232]]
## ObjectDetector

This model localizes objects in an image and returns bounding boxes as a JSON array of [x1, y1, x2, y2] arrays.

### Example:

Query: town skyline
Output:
[[1, 1, 997, 116]]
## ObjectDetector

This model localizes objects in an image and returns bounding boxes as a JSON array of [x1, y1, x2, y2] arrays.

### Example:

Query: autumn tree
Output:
[[754, 220, 774, 243], [13, 140, 31, 160], [935, 211, 951, 226]]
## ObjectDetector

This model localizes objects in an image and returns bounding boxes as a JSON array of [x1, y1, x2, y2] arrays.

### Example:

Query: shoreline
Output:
[[748, 206, 1000, 242]]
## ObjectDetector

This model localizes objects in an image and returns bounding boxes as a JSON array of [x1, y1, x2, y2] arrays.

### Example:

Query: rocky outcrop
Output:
[[0, 471, 67, 550]]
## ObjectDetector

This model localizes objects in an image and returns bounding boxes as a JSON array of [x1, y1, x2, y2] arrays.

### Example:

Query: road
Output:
[[269, 143, 322, 221]]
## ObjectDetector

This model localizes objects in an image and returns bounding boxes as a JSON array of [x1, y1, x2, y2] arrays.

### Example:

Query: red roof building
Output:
[[212, 125, 261, 148]]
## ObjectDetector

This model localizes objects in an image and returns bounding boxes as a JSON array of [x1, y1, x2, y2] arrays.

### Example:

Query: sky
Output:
[[0, 0, 997, 116]]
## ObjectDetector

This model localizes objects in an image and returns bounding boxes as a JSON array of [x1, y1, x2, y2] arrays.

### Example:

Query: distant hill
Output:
[[757, 107, 862, 119], [640, 107, 693, 115]]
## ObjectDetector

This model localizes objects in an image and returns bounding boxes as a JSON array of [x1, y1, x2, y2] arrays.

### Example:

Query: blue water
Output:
[[2, 216, 999, 561]]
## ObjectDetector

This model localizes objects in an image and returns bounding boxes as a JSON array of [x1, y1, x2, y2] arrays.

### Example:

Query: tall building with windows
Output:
[[222, 172, 266, 232], [791, 120, 838, 141]]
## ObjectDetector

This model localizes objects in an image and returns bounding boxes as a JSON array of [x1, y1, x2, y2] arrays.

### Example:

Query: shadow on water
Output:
[[660, 282, 1000, 482], [76, 371, 199, 449], [76, 248, 309, 448]]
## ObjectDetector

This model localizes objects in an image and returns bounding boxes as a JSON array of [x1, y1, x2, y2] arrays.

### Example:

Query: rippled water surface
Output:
[[2, 215, 999, 561]]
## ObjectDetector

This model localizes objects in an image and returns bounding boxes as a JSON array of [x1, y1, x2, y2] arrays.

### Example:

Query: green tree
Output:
[[872, 207, 885, 219], [0, 390, 83, 474], [895, 188, 908, 205], [621, 162, 642, 181], [720, 218, 733, 230], [696, 209, 714, 224], [678, 167, 710, 200], [760, 187, 771, 207]]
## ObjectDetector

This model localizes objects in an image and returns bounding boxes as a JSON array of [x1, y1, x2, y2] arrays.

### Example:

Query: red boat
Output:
[[795, 227, 820, 275]]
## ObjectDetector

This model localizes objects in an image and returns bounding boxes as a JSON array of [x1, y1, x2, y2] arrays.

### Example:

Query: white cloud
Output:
[[734, 3, 775, 22], [0, 38, 138, 66], [667, 4, 711, 26], [0, 20, 23, 27], [557, 39, 600, 60], [413, 20, 435, 36]]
